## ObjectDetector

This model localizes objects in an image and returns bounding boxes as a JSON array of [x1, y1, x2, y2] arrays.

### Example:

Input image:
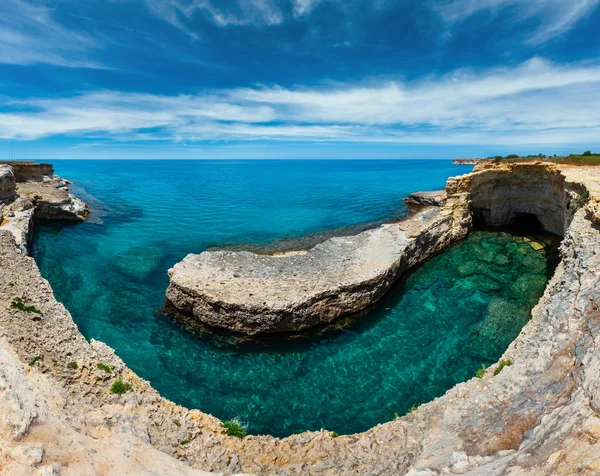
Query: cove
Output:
[[31, 160, 556, 437]]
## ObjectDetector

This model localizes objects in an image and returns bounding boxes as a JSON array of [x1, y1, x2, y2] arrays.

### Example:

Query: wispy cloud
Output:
[[436, 0, 600, 44], [0, 0, 104, 68], [142, 0, 284, 33], [2, 58, 600, 145]]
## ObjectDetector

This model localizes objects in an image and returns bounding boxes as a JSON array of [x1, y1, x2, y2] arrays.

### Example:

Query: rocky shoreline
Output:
[[0, 162, 88, 253], [2, 161, 600, 474]]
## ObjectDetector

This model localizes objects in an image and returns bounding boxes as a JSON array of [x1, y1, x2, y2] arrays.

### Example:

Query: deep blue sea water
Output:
[[32, 160, 554, 437]]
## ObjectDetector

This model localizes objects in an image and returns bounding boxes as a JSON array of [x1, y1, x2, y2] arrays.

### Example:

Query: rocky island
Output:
[[2, 160, 600, 474]]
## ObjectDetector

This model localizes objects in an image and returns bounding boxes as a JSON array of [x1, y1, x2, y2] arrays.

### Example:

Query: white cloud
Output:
[[436, 0, 600, 44], [0, 0, 104, 68], [143, 0, 284, 32], [292, 0, 322, 16], [2, 58, 600, 146]]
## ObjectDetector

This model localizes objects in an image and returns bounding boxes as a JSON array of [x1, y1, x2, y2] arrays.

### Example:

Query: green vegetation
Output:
[[28, 356, 41, 366], [407, 404, 421, 414], [475, 364, 487, 379], [331, 431, 339, 438], [179, 437, 191, 445], [11, 297, 43, 316], [223, 418, 248, 438], [173, 419, 181, 427], [68, 361, 78, 370], [570, 191, 590, 212], [97, 362, 114, 374], [494, 359, 514, 376], [488, 150, 600, 166], [110, 380, 133, 395]]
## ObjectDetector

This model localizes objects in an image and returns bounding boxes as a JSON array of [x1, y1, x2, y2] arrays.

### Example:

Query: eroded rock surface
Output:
[[404, 190, 448, 210], [0, 162, 89, 252], [0, 165, 17, 203]]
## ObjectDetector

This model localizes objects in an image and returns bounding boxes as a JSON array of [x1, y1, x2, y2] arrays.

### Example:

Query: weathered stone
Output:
[[0, 165, 17, 203], [0, 161, 54, 182], [404, 190, 447, 209]]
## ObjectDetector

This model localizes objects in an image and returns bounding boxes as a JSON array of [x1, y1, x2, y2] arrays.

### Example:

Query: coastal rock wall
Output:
[[0, 161, 54, 182], [449, 162, 570, 236], [0, 165, 17, 203], [0, 162, 89, 252]]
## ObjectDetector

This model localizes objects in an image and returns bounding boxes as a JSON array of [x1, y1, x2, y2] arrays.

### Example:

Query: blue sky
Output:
[[1, 0, 600, 159]]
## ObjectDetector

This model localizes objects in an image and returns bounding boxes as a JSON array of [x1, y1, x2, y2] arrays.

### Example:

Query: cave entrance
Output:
[[512, 212, 544, 233], [471, 208, 544, 233]]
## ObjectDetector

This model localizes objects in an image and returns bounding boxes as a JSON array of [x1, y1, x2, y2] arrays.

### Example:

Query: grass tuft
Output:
[[11, 297, 43, 316], [173, 419, 181, 427], [97, 363, 114, 374], [223, 418, 248, 438], [475, 364, 487, 379], [110, 380, 132, 395], [68, 361, 78, 370], [494, 359, 514, 376], [28, 356, 41, 366]]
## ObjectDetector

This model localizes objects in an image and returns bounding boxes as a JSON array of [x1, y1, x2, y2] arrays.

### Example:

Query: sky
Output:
[[1, 0, 600, 159]]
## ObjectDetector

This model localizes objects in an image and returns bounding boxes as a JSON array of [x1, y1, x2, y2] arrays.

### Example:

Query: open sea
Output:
[[32, 159, 555, 436]]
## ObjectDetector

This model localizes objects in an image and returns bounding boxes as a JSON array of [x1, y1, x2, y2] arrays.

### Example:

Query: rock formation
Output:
[[2, 161, 600, 474], [0, 165, 17, 202], [404, 190, 448, 210], [167, 197, 471, 335], [0, 162, 89, 252]]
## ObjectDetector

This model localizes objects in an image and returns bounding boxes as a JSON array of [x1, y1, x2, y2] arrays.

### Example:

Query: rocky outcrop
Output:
[[404, 190, 447, 209], [17, 177, 89, 221], [453, 158, 488, 165], [0, 165, 17, 203], [1, 161, 54, 182], [0, 163, 89, 252], [451, 162, 569, 235], [167, 195, 471, 335]]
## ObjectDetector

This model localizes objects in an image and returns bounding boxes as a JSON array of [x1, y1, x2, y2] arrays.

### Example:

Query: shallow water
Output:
[[32, 160, 556, 437]]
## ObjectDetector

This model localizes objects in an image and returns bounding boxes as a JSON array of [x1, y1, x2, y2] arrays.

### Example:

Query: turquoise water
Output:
[[32, 160, 555, 437]]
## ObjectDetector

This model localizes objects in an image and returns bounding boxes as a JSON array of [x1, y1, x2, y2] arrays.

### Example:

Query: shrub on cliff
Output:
[[97, 363, 114, 374], [110, 380, 132, 395], [223, 418, 247, 438]]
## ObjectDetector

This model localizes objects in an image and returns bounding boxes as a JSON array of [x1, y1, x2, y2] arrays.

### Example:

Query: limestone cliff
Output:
[[0, 163, 89, 252]]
